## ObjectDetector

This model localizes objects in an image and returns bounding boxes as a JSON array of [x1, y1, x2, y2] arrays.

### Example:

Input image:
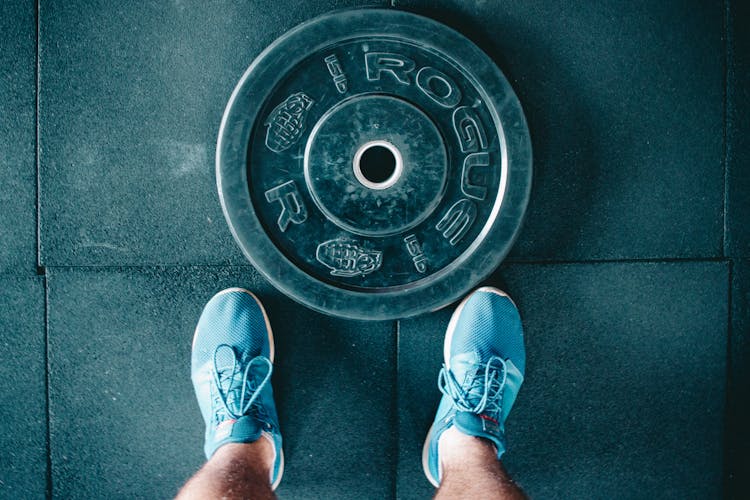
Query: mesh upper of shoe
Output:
[[192, 290, 270, 369], [423, 289, 526, 486], [191, 289, 283, 488], [450, 291, 525, 376]]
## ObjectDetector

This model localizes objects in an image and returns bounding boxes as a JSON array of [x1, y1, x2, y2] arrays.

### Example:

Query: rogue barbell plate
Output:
[[217, 8, 532, 320]]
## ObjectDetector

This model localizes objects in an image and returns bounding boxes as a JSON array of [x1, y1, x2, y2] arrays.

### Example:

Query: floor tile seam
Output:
[[35, 0, 41, 272], [0, 270, 46, 278], [42, 273, 52, 500], [722, 256, 734, 498], [727, 253, 750, 263], [503, 256, 730, 266], [722, 0, 730, 258], [393, 319, 401, 499], [40, 264, 258, 272], [37, 257, 731, 272], [721, 261, 734, 497]]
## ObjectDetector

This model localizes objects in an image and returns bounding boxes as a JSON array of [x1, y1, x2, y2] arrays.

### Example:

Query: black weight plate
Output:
[[217, 8, 532, 320]]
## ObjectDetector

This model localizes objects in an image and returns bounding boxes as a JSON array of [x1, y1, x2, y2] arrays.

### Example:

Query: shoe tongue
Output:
[[451, 350, 482, 367], [218, 369, 245, 412], [451, 351, 493, 406], [215, 346, 238, 370], [447, 355, 524, 460]]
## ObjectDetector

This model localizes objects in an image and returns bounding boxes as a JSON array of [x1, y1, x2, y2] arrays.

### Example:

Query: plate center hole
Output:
[[353, 141, 403, 190], [360, 145, 395, 183]]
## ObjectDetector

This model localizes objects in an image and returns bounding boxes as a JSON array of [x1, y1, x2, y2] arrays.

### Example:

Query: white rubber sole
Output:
[[272, 449, 285, 491], [421, 286, 513, 488], [421, 423, 441, 488], [262, 431, 285, 491]]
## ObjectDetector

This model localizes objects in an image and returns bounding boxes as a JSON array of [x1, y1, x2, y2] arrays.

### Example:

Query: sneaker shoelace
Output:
[[439, 355, 508, 417], [212, 344, 273, 422]]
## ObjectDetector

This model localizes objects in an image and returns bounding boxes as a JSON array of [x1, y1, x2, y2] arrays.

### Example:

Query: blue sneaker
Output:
[[422, 286, 525, 487], [191, 288, 284, 490]]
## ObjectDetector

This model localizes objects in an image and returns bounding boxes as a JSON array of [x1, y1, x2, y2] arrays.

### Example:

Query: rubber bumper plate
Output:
[[217, 8, 532, 320]]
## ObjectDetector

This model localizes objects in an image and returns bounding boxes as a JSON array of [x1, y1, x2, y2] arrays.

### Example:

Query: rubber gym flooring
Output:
[[1, 0, 747, 498]]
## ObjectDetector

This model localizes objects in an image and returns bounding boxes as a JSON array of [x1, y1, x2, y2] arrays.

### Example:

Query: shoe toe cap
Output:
[[452, 288, 526, 375], [194, 289, 270, 358]]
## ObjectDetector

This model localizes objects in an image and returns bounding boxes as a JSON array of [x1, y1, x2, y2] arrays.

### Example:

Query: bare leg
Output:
[[435, 427, 526, 500], [176, 439, 275, 500]]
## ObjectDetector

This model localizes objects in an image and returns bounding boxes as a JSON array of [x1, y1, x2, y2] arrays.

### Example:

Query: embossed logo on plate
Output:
[[316, 239, 382, 277], [436, 199, 477, 246], [264, 180, 308, 232], [264, 92, 314, 153], [404, 234, 428, 273], [324, 54, 348, 94]]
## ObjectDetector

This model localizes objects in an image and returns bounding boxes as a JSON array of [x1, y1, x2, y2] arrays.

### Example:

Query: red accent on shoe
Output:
[[479, 414, 499, 425]]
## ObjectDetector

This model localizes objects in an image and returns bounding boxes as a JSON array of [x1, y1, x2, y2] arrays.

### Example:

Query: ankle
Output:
[[178, 439, 276, 499], [213, 438, 275, 478], [438, 426, 498, 470]]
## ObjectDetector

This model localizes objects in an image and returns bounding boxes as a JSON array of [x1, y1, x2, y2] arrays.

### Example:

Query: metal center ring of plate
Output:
[[352, 140, 403, 190]]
